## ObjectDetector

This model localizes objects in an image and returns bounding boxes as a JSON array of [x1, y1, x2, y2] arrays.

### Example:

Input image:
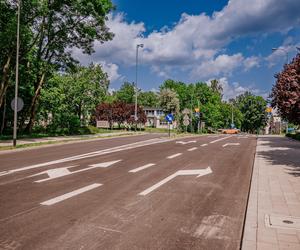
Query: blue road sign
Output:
[[231, 123, 235, 128], [165, 114, 174, 123]]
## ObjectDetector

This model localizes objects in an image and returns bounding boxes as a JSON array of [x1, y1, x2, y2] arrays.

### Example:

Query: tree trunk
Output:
[[1, 94, 7, 135], [25, 73, 46, 133], [0, 55, 12, 109]]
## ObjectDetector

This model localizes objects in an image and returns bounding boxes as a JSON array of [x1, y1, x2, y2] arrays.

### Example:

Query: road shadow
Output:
[[257, 136, 300, 177]]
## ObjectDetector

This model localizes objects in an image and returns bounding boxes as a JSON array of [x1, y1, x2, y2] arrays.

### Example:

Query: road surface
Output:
[[0, 133, 257, 249]]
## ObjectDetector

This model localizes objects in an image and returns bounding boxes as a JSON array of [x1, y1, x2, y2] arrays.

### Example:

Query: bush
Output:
[[286, 133, 300, 141]]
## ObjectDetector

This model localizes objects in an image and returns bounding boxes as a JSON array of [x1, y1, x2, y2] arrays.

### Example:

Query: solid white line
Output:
[[40, 183, 102, 206], [201, 144, 208, 147], [209, 136, 233, 144], [187, 147, 198, 151], [129, 163, 156, 173], [167, 153, 182, 159], [0, 138, 171, 176]]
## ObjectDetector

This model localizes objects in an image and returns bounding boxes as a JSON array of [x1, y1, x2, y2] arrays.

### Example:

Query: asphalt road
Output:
[[0, 133, 257, 250]]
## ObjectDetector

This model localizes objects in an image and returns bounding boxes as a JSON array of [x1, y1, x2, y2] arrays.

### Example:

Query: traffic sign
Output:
[[182, 108, 190, 115], [183, 119, 190, 126], [231, 123, 235, 128], [194, 108, 200, 112], [165, 114, 174, 123], [266, 107, 272, 113], [11, 97, 24, 112], [183, 114, 189, 120]]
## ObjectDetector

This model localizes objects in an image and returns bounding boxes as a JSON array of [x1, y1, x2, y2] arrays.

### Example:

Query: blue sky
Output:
[[74, 0, 300, 100]]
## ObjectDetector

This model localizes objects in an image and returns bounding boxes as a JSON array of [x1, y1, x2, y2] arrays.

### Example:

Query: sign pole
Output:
[[168, 121, 170, 137]]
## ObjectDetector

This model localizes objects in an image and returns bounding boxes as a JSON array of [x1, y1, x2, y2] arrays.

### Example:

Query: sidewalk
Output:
[[0, 131, 139, 148], [242, 136, 300, 250]]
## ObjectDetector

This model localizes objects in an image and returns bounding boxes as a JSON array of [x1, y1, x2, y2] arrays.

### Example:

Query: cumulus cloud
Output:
[[100, 61, 123, 82], [76, 0, 300, 78], [211, 77, 268, 100]]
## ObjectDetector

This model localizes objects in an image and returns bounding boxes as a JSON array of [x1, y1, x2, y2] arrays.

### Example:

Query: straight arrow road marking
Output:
[[129, 163, 156, 173], [187, 147, 198, 151], [40, 183, 102, 206], [222, 143, 240, 147], [30, 160, 121, 183], [167, 153, 182, 159], [0, 138, 171, 177], [139, 167, 212, 196], [209, 136, 233, 144]]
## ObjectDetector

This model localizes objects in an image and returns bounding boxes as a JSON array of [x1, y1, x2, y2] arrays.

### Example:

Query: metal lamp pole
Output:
[[13, 0, 21, 147], [134, 43, 143, 131]]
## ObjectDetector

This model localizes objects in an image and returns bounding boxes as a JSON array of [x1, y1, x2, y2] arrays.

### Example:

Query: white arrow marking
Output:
[[210, 136, 233, 144], [31, 160, 121, 183], [129, 163, 156, 173], [40, 183, 102, 206], [139, 167, 212, 196], [176, 140, 196, 145], [187, 147, 198, 151], [222, 143, 240, 147]]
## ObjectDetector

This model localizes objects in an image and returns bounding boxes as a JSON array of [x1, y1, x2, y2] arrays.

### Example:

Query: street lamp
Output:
[[13, 0, 21, 147], [134, 43, 144, 130], [272, 47, 289, 64]]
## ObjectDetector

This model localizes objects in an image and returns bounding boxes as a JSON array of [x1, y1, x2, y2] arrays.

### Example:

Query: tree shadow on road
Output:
[[257, 136, 300, 177]]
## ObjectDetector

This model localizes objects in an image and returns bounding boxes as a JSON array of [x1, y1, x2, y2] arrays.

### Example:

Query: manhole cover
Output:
[[265, 214, 300, 230]]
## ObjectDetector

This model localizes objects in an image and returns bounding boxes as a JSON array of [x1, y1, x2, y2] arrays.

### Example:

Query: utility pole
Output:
[[13, 0, 21, 147], [134, 44, 143, 132]]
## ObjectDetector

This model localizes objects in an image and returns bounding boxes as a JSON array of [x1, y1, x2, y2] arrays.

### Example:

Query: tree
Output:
[[236, 93, 267, 133], [138, 91, 159, 107], [159, 88, 180, 114], [210, 79, 223, 97], [38, 64, 109, 133], [115, 82, 135, 103], [271, 53, 300, 124]]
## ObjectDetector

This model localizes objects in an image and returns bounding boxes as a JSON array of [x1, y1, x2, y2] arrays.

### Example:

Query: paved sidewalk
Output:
[[0, 131, 139, 147], [242, 136, 300, 250]]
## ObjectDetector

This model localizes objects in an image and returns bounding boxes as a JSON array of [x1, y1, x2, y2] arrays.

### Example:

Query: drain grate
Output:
[[265, 214, 300, 230]]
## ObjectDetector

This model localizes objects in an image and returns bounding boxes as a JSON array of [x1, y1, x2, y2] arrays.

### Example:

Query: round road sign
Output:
[[183, 119, 190, 126], [11, 97, 24, 112]]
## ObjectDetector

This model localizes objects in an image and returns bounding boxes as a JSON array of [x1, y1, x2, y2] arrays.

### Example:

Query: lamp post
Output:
[[272, 47, 289, 64], [13, 0, 21, 147], [134, 43, 143, 131]]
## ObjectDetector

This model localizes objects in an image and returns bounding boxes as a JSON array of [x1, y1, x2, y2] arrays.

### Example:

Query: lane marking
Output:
[[139, 167, 212, 196], [167, 153, 182, 159], [40, 183, 102, 206], [176, 140, 196, 145], [31, 160, 121, 183], [222, 143, 240, 147], [0, 138, 171, 176], [209, 136, 233, 144], [129, 163, 156, 173], [187, 147, 198, 151], [200, 144, 208, 147]]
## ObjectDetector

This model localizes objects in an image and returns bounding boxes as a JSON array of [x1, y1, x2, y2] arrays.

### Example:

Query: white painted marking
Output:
[[222, 143, 240, 147], [129, 163, 156, 173], [200, 144, 208, 147], [31, 160, 121, 183], [176, 140, 196, 145], [209, 136, 233, 144], [40, 183, 102, 206], [167, 153, 182, 159], [237, 136, 248, 139], [88, 160, 121, 168], [139, 167, 212, 196], [0, 138, 171, 176], [187, 147, 198, 151]]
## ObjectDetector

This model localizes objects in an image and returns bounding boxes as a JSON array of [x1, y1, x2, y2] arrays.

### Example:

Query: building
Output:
[[144, 107, 176, 129]]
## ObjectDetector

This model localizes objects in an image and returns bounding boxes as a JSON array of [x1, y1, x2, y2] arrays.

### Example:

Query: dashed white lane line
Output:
[[167, 153, 182, 159], [187, 147, 198, 151], [209, 136, 233, 144], [200, 144, 208, 147], [222, 143, 240, 147], [129, 163, 156, 173], [40, 183, 102, 206]]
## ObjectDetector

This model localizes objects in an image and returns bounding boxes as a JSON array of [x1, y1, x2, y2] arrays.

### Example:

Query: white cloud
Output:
[[100, 61, 122, 82], [76, 0, 300, 78], [207, 77, 268, 100]]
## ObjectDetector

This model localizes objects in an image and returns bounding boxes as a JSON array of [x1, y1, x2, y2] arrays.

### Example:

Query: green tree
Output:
[[115, 82, 135, 103], [210, 79, 223, 97], [159, 88, 179, 114], [138, 91, 159, 107]]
